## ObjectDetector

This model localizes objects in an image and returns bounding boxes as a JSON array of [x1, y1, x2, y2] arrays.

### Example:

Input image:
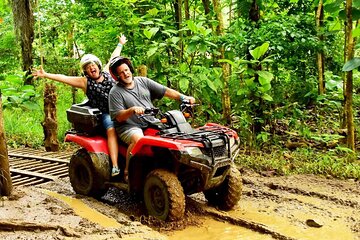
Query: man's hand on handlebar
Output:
[[131, 106, 145, 115]]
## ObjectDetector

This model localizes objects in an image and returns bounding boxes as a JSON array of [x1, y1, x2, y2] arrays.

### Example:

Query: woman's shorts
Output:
[[101, 114, 114, 130]]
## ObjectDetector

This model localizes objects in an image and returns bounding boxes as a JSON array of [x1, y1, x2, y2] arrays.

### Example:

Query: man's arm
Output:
[[164, 87, 195, 104], [114, 106, 145, 123]]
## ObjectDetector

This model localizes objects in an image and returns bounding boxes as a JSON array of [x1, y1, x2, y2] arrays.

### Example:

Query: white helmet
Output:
[[79, 54, 102, 74]]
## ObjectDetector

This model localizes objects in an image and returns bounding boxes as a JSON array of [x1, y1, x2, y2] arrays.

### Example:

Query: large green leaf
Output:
[[339, 8, 360, 21], [257, 71, 273, 85], [342, 57, 360, 71], [146, 46, 158, 57], [22, 101, 40, 111], [20, 85, 35, 91], [245, 77, 255, 87], [250, 42, 269, 60], [179, 78, 189, 92], [261, 93, 273, 101], [258, 83, 271, 93], [237, 88, 248, 96], [186, 20, 197, 32], [206, 79, 217, 93], [353, 27, 360, 38], [179, 63, 187, 73], [324, 0, 343, 14], [143, 29, 152, 39], [5, 74, 22, 84], [143, 27, 159, 39], [170, 36, 180, 45], [147, 8, 159, 16]]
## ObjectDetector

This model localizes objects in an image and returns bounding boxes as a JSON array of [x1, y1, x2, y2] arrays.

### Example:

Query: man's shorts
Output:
[[118, 127, 143, 145], [101, 114, 114, 130]]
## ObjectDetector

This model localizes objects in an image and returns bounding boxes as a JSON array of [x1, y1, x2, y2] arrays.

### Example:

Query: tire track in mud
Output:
[[264, 182, 360, 208], [183, 173, 359, 240], [202, 207, 297, 240], [242, 177, 360, 209]]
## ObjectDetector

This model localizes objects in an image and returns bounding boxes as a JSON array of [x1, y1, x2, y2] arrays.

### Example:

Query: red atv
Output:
[[65, 100, 242, 221]]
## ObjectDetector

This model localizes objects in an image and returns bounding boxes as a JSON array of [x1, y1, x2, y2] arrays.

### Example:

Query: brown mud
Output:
[[0, 168, 359, 240]]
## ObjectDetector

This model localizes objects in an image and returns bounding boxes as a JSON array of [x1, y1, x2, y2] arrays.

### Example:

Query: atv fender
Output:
[[130, 135, 184, 156], [65, 133, 109, 154]]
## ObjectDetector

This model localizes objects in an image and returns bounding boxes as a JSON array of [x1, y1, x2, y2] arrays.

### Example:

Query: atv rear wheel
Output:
[[143, 169, 185, 221], [204, 164, 242, 210], [69, 149, 108, 198]]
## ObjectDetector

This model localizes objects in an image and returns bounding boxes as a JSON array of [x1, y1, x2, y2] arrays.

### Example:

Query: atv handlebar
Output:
[[138, 101, 197, 121], [144, 107, 160, 115], [180, 100, 198, 116]]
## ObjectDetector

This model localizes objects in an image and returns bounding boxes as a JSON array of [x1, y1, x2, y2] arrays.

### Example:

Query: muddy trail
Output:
[[0, 168, 359, 240]]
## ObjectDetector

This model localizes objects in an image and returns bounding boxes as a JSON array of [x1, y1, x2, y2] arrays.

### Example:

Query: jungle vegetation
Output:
[[1, 0, 360, 180]]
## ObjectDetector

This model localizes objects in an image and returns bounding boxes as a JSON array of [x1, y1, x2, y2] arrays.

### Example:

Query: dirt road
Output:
[[0, 168, 359, 240]]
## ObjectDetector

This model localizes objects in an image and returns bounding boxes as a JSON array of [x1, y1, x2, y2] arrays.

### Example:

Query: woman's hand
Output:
[[119, 34, 127, 45], [32, 65, 46, 79]]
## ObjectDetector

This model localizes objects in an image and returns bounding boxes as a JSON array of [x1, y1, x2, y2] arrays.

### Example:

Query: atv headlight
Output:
[[185, 147, 203, 158], [229, 137, 235, 147]]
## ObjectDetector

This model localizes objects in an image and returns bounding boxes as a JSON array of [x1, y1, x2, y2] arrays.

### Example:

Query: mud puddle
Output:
[[167, 217, 275, 240], [43, 190, 122, 228]]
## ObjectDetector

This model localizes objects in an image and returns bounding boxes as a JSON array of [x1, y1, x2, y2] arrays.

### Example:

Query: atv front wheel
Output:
[[204, 164, 242, 210], [69, 148, 108, 198], [143, 169, 185, 221]]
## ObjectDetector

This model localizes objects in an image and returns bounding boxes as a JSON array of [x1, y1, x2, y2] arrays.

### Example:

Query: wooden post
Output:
[[42, 83, 59, 152]]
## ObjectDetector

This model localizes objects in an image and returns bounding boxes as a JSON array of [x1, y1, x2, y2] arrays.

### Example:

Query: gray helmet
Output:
[[80, 54, 102, 74]]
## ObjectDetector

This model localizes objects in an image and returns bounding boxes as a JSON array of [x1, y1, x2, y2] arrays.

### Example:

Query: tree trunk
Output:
[[316, 0, 325, 95], [248, 0, 263, 133], [344, 0, 355, 150], [0, 91, 13, 196], [202, 0, 211, 15], [212, 0, 232, 125], [174, 0, 184, 61], [42, 83, 59, 152], [11, 0, 34, 85], [184, 0, 189, 21]]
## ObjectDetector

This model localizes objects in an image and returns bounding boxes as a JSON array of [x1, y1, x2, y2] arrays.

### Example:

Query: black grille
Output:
[[201, 145, 226, 158]]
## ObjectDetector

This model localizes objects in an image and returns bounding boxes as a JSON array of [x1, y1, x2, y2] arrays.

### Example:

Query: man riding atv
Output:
[[108, 56, 195, 182]]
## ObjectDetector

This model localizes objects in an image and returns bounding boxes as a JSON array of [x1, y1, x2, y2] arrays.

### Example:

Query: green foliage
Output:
[[343, 57, 360, 72], [0, 72, 40, 110], [4, 108, 44, 148], [0, 2, 19, 74], [1, 0, 359, 181]]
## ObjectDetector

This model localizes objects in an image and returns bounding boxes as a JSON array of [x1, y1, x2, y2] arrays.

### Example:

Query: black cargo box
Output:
[[66, 101, 102, 135]]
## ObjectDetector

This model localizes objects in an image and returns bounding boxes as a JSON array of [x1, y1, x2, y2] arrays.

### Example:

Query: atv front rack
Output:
[[160, 126, 232, 164]]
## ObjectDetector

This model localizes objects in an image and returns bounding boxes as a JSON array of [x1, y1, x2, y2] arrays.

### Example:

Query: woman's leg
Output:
[[107, 127, 119, 168], [101, 114, 120, 176]]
